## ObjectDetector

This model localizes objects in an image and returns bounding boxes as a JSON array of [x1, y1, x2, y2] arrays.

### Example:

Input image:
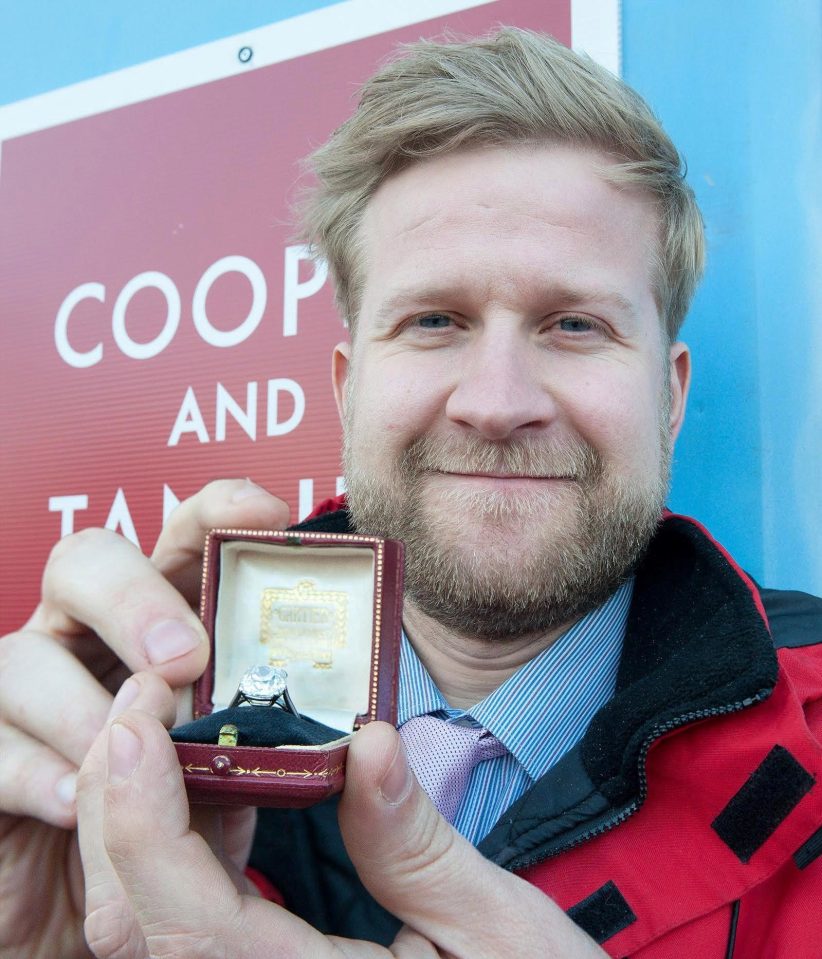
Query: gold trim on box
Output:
[[183, 762, 342, 780], [371, 541, 384, 719]]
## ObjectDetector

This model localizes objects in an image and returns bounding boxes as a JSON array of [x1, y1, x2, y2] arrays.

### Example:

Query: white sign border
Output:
[[0, 0, 619, 148]]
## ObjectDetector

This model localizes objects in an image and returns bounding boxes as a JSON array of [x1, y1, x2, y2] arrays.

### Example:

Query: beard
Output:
[[343, 415, 671, 641]]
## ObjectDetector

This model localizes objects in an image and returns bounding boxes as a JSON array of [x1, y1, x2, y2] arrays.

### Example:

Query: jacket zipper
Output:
[[514, 688, 772, 869]]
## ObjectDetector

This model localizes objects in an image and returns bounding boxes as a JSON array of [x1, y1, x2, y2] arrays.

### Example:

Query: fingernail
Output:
[[55, 772, 77, 807], [143, 620, 202, 665], [107, 676, 140, 721], [379, 738, 413, 805], [231, 478, 268, 502], [108, 722, 142, 784]]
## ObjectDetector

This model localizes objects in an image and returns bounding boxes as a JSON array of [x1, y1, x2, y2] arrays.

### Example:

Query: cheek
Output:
[[565, 371, 664, 472], [345, 381, 431, 466], [354, 361, 449, 439]]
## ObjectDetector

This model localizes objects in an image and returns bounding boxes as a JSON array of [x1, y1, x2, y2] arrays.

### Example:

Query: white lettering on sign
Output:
[[299, 477, 314, 521], [167, 378, 305, 446], [53, 247, 329, 368], [54, 283, 105, 368], [266, 378, 305, 437], [168, 386, 210, 446], [163, 484, 181, 524], [47, 491, 140, 548], [216, 381, 257, 442], [192, 255, 266, 348], [105, 488, 141, 549], [48, 478, 346, 542], [48, 494, 89, 536], [112, 271, 181, 361], [283, 245, 328, 337]]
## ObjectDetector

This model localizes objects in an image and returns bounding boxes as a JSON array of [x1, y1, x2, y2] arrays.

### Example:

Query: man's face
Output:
[[333, 143, 690, 639]]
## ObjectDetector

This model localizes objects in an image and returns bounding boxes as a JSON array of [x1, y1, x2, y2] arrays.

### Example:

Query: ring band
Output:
[[230, 664, 300, 717]]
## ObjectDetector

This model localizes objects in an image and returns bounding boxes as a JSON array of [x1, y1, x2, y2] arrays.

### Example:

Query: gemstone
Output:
[[240, 664, 287, 699]]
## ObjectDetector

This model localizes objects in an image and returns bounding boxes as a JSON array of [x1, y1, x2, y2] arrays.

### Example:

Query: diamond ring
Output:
[[230, 664, 300, 717]]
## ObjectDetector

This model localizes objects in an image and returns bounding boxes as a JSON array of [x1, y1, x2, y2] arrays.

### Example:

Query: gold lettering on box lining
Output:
[[260, 579, 348, 670]]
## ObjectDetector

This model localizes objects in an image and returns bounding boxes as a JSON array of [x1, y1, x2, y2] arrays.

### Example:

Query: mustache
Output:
[[399, 434, 604, 483]]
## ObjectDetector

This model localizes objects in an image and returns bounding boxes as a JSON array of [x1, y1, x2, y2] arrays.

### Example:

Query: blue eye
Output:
[[417, 313, 452, 329], [558, 316, 596, 333]]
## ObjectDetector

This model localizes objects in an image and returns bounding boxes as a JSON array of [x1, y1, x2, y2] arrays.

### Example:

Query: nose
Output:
[[444, 330, 557, 440]]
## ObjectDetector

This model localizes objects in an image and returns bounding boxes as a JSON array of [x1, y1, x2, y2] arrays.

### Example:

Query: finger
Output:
[[98, 708, 338, 959], [0, 628, 110, 768], [33, 527, 209, 688], [77, 672, 177, 959], [152, 479, 291, 603], [340, 723, 606, 959], [379, 925, 442, 958], [188, 804, 258, 891], [0, 720, 79, 827]]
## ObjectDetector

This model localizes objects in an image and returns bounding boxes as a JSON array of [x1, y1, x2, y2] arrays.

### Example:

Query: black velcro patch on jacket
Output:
[[794, 824, 822, 870], [712, 745, 815, 863], [567, 880, 637, 944]]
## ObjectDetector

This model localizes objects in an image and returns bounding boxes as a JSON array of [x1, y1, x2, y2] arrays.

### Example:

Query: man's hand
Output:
[[0, 480, 289, 959], [79, 702, 607, 959]]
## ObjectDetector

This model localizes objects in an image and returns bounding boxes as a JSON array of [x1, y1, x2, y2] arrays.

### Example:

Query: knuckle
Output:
[[2, 751, 45, 814], [44, 530, 138, 608], [43, 529, 147, 622], [178, 479, 239, 519], [104, 835, 145, 872], [362, 807, 458, 897], [201, 478, 241, 499], [0, 629, 26, 671], [159, 482, 225, 538], [84, 900, 141, 959], [147, 931, 230, 959], [47, 526, 120, 566], [199, 479, 257, 525]]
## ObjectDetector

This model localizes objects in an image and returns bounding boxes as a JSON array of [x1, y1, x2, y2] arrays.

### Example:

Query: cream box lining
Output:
[[212, 541, 376, 732]]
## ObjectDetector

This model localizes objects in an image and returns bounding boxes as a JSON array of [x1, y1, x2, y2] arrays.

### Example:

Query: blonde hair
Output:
[[300, 28, 704, 340]]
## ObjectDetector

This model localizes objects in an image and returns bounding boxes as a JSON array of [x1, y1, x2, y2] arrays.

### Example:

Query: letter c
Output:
[[54, 282, 105, 368]]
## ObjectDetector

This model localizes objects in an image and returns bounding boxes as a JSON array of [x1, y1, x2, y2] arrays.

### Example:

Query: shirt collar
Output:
[[398, 578, 633, 781]]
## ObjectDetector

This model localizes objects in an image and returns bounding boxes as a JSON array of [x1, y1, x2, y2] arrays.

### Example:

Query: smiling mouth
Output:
[[433, 471, 576, 482]]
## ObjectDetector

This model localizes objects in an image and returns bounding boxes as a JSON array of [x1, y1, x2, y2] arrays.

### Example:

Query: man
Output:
[[1, 29, 820, 959]]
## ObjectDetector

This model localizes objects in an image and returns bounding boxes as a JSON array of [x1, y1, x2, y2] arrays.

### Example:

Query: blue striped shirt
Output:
[[397, 578, 633, 845]]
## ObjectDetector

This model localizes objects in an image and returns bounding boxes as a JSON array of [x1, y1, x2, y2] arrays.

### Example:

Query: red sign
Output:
[[0, 0, 571, 632]]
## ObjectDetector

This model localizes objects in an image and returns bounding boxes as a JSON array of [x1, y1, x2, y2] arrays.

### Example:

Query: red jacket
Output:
[[476, 512, 822, 957], [258, 503, 822, 957]]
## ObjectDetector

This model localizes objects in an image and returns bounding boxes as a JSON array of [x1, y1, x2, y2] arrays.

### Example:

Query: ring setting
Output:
[[230, 664, 300, 717]]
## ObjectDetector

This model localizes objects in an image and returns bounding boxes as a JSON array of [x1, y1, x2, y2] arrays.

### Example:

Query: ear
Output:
[[668, 341, 691, 442], [332, 340, 352, 422]]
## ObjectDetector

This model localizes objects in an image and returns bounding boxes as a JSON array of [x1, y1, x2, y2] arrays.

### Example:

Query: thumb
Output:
[[99, 708, 331, 959], [339, 722, 606, 959]]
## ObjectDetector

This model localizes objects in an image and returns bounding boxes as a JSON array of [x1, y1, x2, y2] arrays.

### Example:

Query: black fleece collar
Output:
[[583, 514, 777, 805], [479, 514, 779, 869]]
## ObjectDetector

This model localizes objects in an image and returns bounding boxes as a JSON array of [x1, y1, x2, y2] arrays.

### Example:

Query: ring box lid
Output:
[[194, 528, 404, 733]]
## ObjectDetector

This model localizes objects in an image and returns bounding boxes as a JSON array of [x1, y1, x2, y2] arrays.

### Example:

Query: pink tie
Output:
[[399, 714, 507, 822]]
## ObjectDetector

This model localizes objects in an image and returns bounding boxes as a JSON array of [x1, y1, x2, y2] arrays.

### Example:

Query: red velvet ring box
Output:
[[173, 528, 404, 807]]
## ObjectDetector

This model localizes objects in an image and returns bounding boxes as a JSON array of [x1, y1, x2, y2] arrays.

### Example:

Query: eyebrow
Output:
[[548, 284, 639, 319]]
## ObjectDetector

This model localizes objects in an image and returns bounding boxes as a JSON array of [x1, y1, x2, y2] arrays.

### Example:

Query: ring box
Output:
[[172, 528, 404, 807]]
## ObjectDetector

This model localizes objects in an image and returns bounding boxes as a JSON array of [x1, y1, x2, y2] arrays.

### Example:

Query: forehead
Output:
[[357, 143, 661, 327]]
